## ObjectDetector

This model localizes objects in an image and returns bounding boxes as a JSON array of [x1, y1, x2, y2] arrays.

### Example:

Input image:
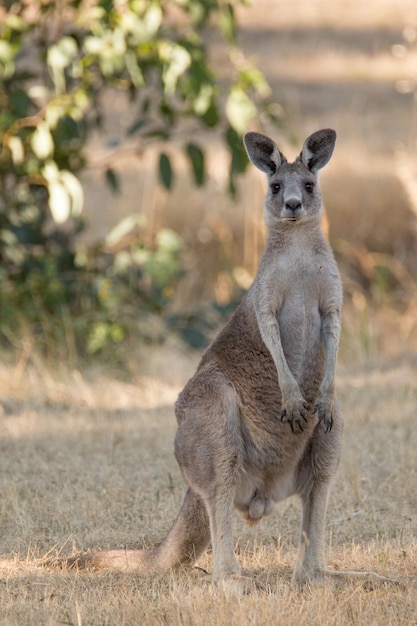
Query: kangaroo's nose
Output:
[[285, 198, 302, 212]]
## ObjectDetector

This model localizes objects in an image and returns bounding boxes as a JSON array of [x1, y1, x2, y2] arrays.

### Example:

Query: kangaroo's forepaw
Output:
[[281, 396, 309, 433], [313, 396, 334, 432]]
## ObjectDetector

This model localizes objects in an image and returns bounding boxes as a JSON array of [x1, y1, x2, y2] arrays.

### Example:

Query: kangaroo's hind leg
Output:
[[292, 470, 333, 583], [292, 406, 396, 586], [293, 474, 396, 586], [175, 367, 244, 585]]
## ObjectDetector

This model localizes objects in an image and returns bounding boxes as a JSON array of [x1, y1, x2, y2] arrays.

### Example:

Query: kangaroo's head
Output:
[[243, 129, 336, 229]]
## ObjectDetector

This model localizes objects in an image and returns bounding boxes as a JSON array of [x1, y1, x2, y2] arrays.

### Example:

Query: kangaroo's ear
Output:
[[244, 132, 286, 176], [300, 129, 336, 172]]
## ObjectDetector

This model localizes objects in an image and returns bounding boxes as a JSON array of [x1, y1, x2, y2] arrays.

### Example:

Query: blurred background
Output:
[[1, 0, 416, 369]]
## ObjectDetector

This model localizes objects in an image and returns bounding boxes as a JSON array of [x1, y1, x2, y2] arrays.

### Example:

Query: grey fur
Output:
[[58, 130, 393, 590]]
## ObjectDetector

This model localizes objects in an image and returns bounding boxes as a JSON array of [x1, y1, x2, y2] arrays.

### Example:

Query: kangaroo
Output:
[[58, 130, 391, 589]]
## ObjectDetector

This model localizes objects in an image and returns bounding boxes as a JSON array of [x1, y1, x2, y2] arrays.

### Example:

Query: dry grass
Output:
[[0, 340, 416, 625], [2, 1, 417, 623]]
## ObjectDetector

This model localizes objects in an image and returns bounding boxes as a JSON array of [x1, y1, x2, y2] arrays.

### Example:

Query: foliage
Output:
[[0, 0, 279, 358]]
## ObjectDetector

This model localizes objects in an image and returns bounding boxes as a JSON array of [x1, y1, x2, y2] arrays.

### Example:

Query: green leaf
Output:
[[226, 126, 248, 174], [159, 42, 191, 95], [200, 101, 219, 127], [220, 3, 237, 43], [5, 14, 28, 32], [185, 143, 205, 186], [59, 170, 84, 217], [0, 41, 15, 78], [239, 66, 271, 98], [125, 50, 145, 88], [156, 228, 182, 253], [105, 168, 120, 193], [127, 119, 146, 136], [0, 41, 13, 62], [225, 126, 249, 195], [226, 87, 256, 135], [31, 122, 54, 159], [106, 215, 144, 247], [9, 86, 32, 116], [143, 3, 163, 37], [84, 36, 104, 55], [192, 83, 215, 116], [48, 180, 71, 224], [47, 36, 78, 93], [158, 153, 173, 190], [47, 36, 78, 70], [42, 162, 84, 222], [8, 136, 24, 165]]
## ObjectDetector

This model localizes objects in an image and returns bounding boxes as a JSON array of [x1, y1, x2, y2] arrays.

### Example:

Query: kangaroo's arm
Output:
[[314, 291, 342, 432], [252, 276, 308, 432]]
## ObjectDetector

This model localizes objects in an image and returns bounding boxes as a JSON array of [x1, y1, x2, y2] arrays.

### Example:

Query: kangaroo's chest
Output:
[[275, 254, 325, 358], [275, 249, 325, 301]]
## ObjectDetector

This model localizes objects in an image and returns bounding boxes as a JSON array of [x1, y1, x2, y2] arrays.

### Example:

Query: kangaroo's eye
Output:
[[271, 183, 281, 194], [305, 182, 315, 193]]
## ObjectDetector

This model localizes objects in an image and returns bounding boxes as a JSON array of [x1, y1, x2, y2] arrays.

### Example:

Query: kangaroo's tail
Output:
[[47, 489, 210, 573]]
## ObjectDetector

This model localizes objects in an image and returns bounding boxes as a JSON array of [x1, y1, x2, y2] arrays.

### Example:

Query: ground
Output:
[[0, 342, 416, 625]]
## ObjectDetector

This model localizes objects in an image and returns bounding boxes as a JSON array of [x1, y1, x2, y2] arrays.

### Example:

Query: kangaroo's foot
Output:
[[213, 574, 266, 595], [292, 567, 401, 588]]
